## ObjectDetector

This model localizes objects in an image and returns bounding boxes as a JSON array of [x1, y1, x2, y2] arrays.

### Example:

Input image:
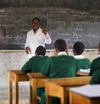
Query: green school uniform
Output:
[[21, 56, 48, 98], [75, 59, 91, 71], [89, 57, 100, 76], [40, 53, 79, 104], [41, 55, 79, 78], [21, 56, 48, 73], [90, 69, 100, 84], [74, 55, 91, 71]]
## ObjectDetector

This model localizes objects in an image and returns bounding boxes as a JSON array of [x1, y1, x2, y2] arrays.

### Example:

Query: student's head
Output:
[[35, 46, 46, 56], [98, 42, 100, 53], [32, 17, 40, 31], [73, 42, 85, 55], [54, 39, 68, 55]]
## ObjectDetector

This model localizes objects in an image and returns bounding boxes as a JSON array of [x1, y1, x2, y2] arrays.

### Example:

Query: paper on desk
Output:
[[79, 69, 90, 74], [70, 84, 100, 98]]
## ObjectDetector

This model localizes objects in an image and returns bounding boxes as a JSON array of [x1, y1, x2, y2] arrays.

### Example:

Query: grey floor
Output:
[[0, 82, 30, 104]]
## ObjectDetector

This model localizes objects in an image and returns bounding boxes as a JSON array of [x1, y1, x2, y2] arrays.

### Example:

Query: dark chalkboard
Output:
[[0, 1, 100, 49]]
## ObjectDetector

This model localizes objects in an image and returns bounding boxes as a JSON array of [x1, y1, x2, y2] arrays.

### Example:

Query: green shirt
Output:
[[41, 55, 79, 78], [90, 57, 100, 76], [90, 69, 100, 84], [75, 58, 91, 71], [21, 56, 48, 73]]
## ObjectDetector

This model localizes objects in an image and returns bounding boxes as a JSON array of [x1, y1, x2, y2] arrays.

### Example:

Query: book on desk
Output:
[[79, 69, 90, 74]]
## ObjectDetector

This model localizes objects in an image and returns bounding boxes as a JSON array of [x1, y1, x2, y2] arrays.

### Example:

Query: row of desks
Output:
[[8, 70, 48, 104], [8, 70, 99, 104]]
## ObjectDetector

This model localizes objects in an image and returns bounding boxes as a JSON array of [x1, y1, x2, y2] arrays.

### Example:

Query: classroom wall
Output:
[[0, 49, 98, 100]]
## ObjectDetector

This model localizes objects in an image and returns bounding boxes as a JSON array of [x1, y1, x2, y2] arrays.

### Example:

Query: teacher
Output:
[[25, 17, 52, 58]]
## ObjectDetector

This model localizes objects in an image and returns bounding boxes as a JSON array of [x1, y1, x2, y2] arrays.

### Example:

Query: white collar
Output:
[[58, 52, 67, 56], [35, 55, 43, 57], [74, 55, 84, 59]]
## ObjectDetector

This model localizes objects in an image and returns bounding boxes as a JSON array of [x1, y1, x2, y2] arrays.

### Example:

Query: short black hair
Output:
[[73, 42, 85, 55], [32, 17, 40, 24], [35, 46, 46, 56], [54, 39, 66, 52]]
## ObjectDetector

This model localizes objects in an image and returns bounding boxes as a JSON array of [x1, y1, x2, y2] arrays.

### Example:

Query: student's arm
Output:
[[89, 60, 96, 76], [73, 57, 80, 72], [86, 58, 91, 68], [76, 60, 80, 72], [25, 33, 31, 54], [41, 58, 51, 76], [21, 60, 31, 73], [90, 70, 99, 84]]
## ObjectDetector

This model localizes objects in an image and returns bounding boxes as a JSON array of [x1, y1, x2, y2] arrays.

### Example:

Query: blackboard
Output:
[[0, 0, 100, 49]]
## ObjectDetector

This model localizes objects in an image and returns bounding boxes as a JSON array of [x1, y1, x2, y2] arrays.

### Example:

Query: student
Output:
[[21, 46, 48, 100], [25, 17, 52, 59], [73, 41, 91, 71], [21, 46, 48, 73], [89, 42, 100, 76], [90, 69, 100, 84], [40, 39, 79, 104]]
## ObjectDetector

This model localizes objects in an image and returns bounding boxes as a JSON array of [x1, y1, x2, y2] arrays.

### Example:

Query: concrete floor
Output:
[[0, 100, 29, 104], [0, 82, 30, 104], [0, 92, 30, 104]]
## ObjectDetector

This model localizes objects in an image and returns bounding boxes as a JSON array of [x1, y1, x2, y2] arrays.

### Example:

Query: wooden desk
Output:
[[27, 73, 48, 104], [69, 90, 100, 104], [8, 70, 28, 104], [46, 76, 91, 104]]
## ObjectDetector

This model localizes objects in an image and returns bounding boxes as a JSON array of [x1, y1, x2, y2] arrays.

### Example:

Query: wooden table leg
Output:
[[45, 82, 52, 104], [31, 78, 38, 104], [46, 96, 52, 104], [33, 78, 38, 104], [15, 75, 18, 104], [8, 72, 12, 104], [30, 78, 32, 104]]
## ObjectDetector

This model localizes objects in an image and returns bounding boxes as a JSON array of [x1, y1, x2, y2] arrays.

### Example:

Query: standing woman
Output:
[[25, 17, 52, 58]]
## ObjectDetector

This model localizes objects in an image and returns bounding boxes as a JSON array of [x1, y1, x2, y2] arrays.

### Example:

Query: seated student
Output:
[[40, 39, 79, 104], [21, 46, 48, 73], [89, 42, 100, 76], [90, 69, 100, 84], [21, 46, 48, 100], [73, 41, 91, 71]]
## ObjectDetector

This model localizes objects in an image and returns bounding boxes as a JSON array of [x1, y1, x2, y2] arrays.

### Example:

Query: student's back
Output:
[[73, 42, 91, 71], [90, 69, 100, 84], [74, 56, 91, 71], [21, 46, 48, 73], [21, 56, 48, 73], [89, 42, 100, 76], [42, 55, 78, 78], [89, 57, 100, 76]]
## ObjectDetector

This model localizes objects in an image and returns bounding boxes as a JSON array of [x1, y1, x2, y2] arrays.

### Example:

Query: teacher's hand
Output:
[[42, 29, 47, 35], [25, 47, 31, 54]]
